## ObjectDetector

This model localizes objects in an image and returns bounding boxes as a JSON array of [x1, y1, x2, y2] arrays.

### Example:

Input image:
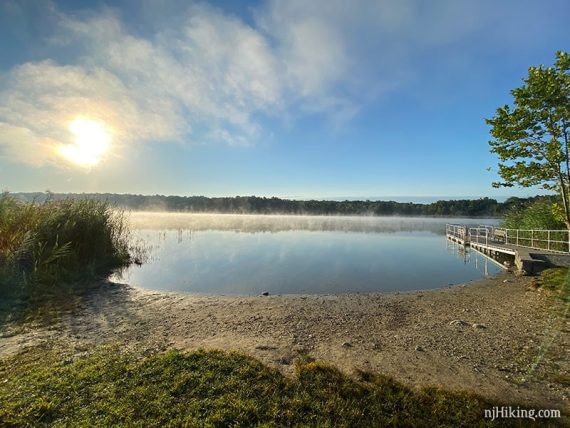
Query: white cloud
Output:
[[0, 122, 60, 166], [0, 0, 557, 167], [0, 3, 287, 166]]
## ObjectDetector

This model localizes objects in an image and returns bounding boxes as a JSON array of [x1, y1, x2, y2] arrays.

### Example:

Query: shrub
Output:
[[503, 198, 566, 230]]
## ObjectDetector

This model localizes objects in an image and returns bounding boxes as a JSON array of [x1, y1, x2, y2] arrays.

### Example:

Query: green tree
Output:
[[487, 51, 570, 228]]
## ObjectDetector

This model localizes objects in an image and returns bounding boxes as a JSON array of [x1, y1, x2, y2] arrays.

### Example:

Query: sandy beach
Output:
[[1, 271, 568, 411]]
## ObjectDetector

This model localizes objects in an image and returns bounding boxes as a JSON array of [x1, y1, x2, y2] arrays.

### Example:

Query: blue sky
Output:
[[0, 0, 569, 200]]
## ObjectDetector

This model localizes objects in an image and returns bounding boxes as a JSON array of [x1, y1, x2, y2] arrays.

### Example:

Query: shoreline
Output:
[[1, 271, 568, 411], [122, 276, 492, 299]]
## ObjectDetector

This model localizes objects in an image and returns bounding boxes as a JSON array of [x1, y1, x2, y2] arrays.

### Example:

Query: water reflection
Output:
[[445, 239, 509, 277], [113, 213, 502, 295]]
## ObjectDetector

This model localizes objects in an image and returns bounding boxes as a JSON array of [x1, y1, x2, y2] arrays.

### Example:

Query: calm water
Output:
[[111, 213, 502, 295]]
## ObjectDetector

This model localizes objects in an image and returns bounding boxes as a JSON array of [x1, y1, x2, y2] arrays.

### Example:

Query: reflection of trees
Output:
[[128, 213, 499, 235]]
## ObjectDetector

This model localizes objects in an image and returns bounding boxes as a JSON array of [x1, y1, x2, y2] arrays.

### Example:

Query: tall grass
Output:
[[0, 193, 131, 297]]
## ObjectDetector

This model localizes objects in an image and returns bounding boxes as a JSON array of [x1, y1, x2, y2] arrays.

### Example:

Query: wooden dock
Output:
[[446, 224, 570, 274]]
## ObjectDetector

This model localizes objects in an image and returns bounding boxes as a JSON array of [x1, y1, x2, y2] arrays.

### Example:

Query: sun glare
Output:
[[59, 118, 111, 167]]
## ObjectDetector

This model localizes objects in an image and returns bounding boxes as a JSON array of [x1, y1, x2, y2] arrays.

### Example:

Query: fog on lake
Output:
[[111, 212, 502, 295]]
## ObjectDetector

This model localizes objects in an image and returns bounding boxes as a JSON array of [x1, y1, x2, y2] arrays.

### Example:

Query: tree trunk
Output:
[[562, 121, 570, 231], [558, 174, 570, 251], [558, 174, 570, 227]]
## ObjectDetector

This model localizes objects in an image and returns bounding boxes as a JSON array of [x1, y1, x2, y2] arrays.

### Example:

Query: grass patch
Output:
[[550, 373, 570, 387], [0, 193, 131, 300], [531, 268, 570, 303], [0, 346, 561, 427]]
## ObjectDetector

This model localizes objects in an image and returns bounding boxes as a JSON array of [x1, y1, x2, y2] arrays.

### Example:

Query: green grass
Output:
[[0, 193, 131, 298], [532, 268, 570, 303], [0, 346, 561, 427]]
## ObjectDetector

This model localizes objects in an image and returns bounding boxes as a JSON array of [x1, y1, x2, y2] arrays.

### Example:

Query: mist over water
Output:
[[112, 213, 502, 295], [127, 212, 499, 234]]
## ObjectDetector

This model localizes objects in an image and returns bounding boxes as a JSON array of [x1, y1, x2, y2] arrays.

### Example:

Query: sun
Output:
[[59, 118, 111, 167]]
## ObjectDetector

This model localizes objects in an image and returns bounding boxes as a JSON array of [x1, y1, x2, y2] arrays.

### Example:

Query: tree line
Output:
[[10, 192, 556, 218]]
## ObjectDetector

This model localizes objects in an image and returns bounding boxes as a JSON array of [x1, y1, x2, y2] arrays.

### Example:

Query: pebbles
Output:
[[255, 345, 277, 351], [472, 323, 487, 329], [2, 272, 564, 409], [449, 320, 487, 329]]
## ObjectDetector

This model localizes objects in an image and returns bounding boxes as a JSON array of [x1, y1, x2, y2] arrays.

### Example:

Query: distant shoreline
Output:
[[7, 191, 557, 218]]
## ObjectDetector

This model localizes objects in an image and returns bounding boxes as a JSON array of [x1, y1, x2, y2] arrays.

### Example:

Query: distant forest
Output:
[[10, 192, 557, 218]]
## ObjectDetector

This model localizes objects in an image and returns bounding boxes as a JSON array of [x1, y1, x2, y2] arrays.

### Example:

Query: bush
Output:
[[0, 193, 131, 297], [503, 198, 566, 230]]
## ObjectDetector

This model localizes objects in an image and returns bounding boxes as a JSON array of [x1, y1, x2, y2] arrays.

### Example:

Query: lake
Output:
[[111, 213, 502, 295]]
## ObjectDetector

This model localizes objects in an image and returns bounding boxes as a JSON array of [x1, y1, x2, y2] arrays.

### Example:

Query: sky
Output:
[[0, 0, 569, 200]]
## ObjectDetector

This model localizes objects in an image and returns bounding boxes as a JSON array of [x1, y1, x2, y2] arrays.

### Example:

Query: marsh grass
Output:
[[0, 193, 131, 300], [0, 345, 555, 427]]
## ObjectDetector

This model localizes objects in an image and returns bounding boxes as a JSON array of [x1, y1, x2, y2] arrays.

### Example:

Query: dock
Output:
[[446, 224, 570, 274]]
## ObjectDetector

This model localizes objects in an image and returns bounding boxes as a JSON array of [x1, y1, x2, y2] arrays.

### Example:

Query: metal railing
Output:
[[468, 227, 491, 247], [446, 224, 467, 241], [497, 228, 569, 253], [446, 224, 570, 254]]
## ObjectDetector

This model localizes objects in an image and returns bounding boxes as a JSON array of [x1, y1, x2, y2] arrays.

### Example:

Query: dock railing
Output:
[[446, 224, 570, 254], [446, 224, 467, 242], [497, 228, 570, 253], [468, 227, 491, 247]]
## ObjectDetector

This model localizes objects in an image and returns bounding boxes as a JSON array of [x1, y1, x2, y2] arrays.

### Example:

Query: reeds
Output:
[[0, 193, 131, 297]]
